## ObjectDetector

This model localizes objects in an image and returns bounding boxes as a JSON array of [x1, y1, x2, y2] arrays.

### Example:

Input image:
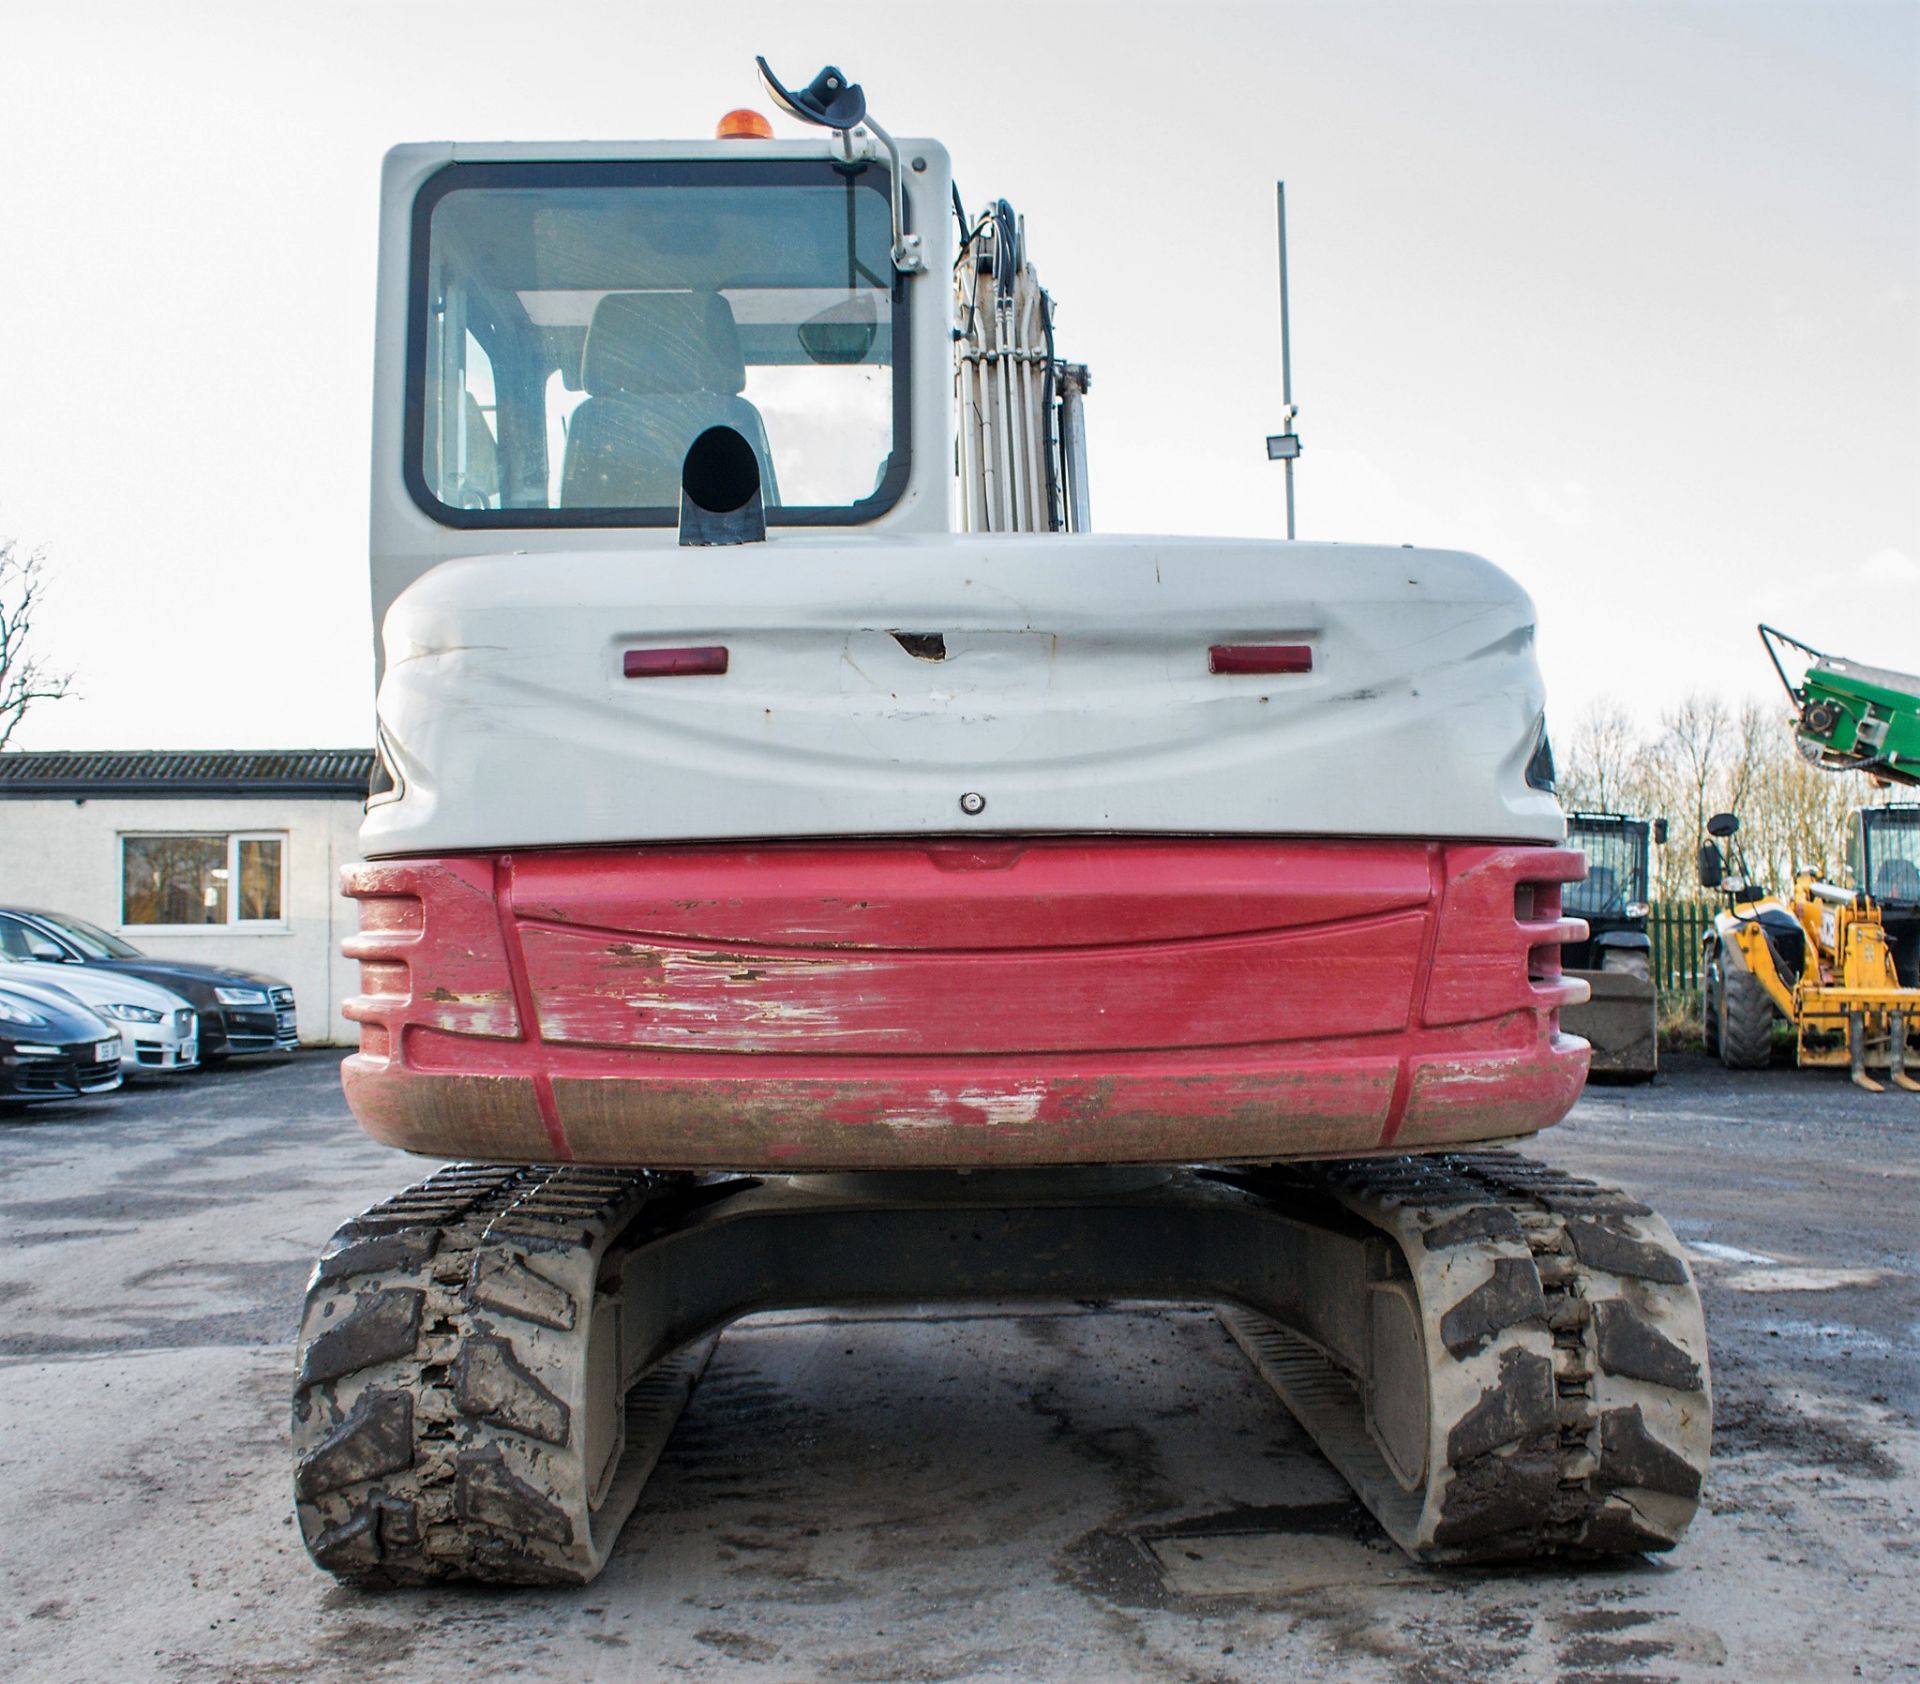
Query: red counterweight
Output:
[[340, 838, 1589, 1168]]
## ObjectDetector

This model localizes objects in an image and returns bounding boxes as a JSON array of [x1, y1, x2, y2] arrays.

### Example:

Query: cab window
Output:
[[410, 160, 906, 528]]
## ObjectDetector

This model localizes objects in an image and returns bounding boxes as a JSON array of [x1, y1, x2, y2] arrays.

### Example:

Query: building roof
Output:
[[0, 750, 374, 800]]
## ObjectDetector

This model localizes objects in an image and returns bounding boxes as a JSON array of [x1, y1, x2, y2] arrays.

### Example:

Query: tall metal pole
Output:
[[1265, 183, 1301, 539], [1277, 181, 1295, 541]]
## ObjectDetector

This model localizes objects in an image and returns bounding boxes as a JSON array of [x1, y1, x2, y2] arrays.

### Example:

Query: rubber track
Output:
[[1223, 1149, 1711, 1563], [292, 1164, 710, 1585]]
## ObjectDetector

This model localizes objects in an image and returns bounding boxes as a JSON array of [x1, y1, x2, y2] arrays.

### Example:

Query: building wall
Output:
[[0, 795, 364, 1045]]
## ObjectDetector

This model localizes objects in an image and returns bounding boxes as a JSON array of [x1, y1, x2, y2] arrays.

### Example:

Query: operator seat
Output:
[[561, 291, 778, 509]]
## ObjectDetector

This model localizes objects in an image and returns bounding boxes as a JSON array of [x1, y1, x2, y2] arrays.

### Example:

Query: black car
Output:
[[0, 977, 125, 1103], [0, 907, 298, 1058]]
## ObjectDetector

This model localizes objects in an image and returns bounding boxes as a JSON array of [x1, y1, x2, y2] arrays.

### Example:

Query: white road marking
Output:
[[1688, 1241, 1778, 1266]]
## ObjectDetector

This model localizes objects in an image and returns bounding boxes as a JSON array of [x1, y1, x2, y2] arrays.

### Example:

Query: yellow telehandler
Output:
[[1697, 809, 1920, 1091]]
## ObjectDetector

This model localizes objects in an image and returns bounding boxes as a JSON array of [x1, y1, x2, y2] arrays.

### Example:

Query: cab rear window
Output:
[[407, 160, 909, 528]]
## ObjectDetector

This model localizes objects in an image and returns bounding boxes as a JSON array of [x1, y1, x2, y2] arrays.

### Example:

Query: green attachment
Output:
[[1759, 625, 1920, 788]]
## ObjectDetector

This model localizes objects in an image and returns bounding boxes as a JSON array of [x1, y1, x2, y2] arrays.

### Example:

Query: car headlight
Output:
[[0, 998, 49, 1027], [215, 987, 269, 1007], [101, 1003, 164, 1024], [1624, 901, 1649, 920]]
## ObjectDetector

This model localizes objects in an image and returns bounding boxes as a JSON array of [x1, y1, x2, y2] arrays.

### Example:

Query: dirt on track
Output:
[[0, 1051, 1915, 1683]]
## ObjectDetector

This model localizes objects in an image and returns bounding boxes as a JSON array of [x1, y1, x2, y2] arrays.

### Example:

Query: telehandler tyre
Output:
[[1715, 962, 1774, 1070]]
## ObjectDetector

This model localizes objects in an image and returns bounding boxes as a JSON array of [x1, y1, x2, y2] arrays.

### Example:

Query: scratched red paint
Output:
[[340, 839, 1589, 1169], [515, 912, 1429, 1054], [508, 839, 1434, 949]]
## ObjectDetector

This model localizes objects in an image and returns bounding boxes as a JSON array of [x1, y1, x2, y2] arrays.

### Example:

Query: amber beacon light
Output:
[[715, 108, 774, 140]]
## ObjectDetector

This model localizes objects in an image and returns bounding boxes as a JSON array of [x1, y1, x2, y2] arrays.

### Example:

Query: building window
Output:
[[121, 834, 285, 928]]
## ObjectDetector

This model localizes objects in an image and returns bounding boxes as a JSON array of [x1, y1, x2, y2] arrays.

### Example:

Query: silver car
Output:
[[0, 958, 198, 1073]]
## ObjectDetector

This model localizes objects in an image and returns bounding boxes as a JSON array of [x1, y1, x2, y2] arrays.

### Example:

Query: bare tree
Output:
[[1723, 699, 1770, 823], [1559, 700, 1644, 814], [1649, 694, 1729, 898], [0, 541, 72, 751], [1745, 735, 1854, 888]]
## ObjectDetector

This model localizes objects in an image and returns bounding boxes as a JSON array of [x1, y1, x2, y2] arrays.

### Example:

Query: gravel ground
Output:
[[0, 1051, 1914, 1683]]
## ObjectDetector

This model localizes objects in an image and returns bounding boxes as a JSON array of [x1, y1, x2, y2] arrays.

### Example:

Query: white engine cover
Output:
[[363, 534, 1562, 855]]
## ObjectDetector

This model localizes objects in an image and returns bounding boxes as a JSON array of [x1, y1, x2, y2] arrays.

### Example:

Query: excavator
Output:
[[291, 60, 1711, 1587]]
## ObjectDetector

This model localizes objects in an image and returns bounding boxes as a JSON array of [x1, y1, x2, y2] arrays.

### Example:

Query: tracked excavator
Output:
[[293, 60, 1711, 1586]]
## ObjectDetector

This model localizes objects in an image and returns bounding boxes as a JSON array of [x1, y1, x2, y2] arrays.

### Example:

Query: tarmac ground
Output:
[[0, 1051, 1914, 1683]]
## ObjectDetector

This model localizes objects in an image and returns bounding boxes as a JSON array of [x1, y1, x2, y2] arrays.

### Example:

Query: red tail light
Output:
[[624, 646, 730, 678], [1209, 644, 1313, 675]]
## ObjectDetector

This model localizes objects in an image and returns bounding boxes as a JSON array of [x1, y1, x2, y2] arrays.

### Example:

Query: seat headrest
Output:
[[582, 291, 747, 398]]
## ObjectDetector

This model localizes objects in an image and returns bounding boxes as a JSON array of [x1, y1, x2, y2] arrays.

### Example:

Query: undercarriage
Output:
[[294, 1152, 1709, 1585]]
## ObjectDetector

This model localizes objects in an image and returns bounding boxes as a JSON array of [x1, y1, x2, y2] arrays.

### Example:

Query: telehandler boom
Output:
[[1762, 623, 1920, 788]]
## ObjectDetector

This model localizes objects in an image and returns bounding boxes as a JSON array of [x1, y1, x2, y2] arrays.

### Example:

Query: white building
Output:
[[0, 750, 371, 1045]]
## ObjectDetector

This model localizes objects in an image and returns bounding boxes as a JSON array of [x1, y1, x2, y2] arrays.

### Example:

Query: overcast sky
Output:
[[2, 0, 1914, 752]]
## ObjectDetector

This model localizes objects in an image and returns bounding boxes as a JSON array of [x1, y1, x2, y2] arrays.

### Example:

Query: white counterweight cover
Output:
[[362, 533, 1563, 855]]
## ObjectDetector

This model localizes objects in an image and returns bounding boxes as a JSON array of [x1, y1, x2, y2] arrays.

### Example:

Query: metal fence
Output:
[[1646, 900, 1718, 994]]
